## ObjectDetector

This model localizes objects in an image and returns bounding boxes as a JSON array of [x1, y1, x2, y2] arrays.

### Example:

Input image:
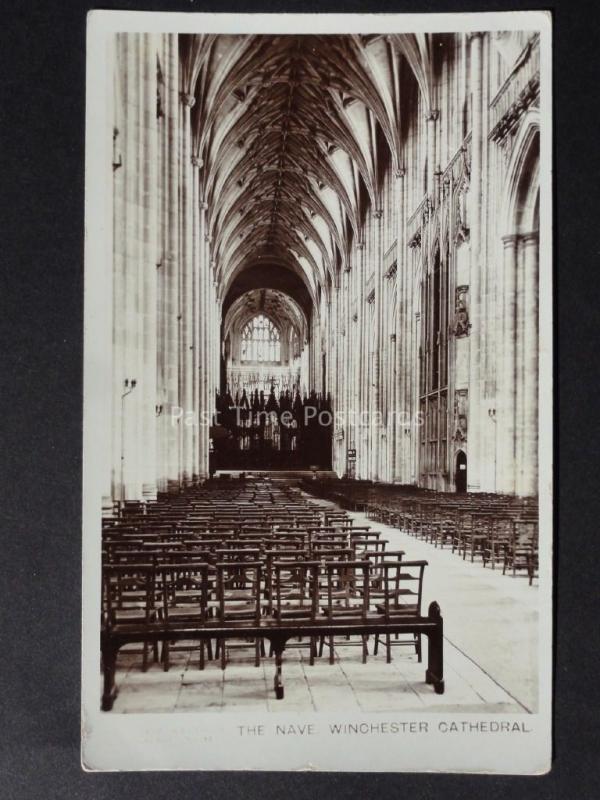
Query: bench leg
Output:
[[254, 638, 261, 667], [101, 639, 119, 711], [271, 638, 286, 699], [425, 602, 444, 694]]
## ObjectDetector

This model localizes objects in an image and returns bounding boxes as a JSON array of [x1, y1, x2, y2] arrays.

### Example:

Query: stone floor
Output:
[[107, 500, 539, 715]]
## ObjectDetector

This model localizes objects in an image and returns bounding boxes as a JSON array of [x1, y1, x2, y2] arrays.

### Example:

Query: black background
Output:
[[1, 1, 597, 797]]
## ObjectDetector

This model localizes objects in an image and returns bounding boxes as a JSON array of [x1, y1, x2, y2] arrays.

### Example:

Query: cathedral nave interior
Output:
[[96, 30, 542, 715]]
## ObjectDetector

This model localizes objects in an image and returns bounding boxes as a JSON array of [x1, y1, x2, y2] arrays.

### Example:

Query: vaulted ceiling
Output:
[[181, 33, 441, 307]]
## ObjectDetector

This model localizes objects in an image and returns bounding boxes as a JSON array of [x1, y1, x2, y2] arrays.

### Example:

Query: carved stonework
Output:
[[180, 92, 196, 108], [385, 261, 397, 280], [453, 285, 471, 337], [490, 75, 540, 144], [408, 230, 421, 249], [452, 389, 468, 444], [455, 190, 470, 244]]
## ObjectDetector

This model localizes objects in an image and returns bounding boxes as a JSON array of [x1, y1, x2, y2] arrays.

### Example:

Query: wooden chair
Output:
[[373, 560, 427, 662], [102, 563, 158, 672], [503, 520, 538, 584], [269, 559, 320, 664], [483, 517, 514, 569], [158, 562, 212, 671], [215, 561, 264, 667], [318, 560, 371, 664]]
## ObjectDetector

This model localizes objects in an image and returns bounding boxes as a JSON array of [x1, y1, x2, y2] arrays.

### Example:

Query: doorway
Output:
[[455, 450, 467, 493]]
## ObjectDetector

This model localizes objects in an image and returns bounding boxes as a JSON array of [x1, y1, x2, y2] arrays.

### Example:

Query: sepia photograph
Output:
[[82, 10, 553, 773]]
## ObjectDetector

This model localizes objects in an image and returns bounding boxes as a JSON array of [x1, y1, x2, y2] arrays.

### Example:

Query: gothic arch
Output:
[[496, 108, 540, 497], [501, 110, 540, 237]]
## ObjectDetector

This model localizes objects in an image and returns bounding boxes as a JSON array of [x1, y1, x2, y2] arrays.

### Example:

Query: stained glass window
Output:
[[240, 314, 281, 363]]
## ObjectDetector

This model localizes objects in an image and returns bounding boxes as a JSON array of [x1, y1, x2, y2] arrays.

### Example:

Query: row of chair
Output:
[[103, 556, 427, 670], [100, 477, 445, 707], [303, 480, 539, 585]]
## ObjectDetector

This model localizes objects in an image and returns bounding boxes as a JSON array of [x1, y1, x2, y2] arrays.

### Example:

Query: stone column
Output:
[[191, 155, 202, 481], [520, 231, 539, 495], [412, 308, 421, 483], [425, 109, 439, 199], [120, 34, 143, 502], [163, 34, 181, 492], [394, 169, 406, 483], [179, 92, 195, 486], [343, 265, 351, 475], [140, 34, 159, 501], [355, 240, 365, 478], [155, 38, 167, 495], [499, 234, 518, 494], [212, 272, 219, 402], [467, 32, 483, 492], [201, 229, 208, 474], [112, 33, 159, 502], [111, 35, 128, 501], [197, 210, 209, 479], [101, 35, 118, 509], [373, 208, 384, 481], [514, 242, 525, 495], [329, 278, 338, 471]]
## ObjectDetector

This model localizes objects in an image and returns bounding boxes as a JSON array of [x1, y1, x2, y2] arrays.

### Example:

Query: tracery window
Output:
[[419, 246, 449, 482], [240, 314, 281, 363]]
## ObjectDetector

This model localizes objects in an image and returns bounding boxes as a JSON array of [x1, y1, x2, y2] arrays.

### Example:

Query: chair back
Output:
[[322, 560, 371, 621], [270, 560, 320, 623]]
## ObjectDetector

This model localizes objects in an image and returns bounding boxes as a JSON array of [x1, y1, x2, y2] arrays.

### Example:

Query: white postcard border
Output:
[[82, 10, 553, 774]]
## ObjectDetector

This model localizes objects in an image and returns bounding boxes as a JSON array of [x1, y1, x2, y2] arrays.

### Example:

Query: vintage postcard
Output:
[[82, 10, 552, 773]]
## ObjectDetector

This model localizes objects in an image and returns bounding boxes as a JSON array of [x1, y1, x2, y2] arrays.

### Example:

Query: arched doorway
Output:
[[455, 450, 467, 493]]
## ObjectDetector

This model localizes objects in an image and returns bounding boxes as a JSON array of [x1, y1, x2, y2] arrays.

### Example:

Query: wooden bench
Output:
[[101, 603, 444, 709]]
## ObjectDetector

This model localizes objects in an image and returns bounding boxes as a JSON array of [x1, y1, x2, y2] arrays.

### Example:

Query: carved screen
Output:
[[419, 246, 449, 482]]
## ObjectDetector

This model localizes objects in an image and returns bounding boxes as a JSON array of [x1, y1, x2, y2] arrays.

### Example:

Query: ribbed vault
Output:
[[181, 33, 438, 301]]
